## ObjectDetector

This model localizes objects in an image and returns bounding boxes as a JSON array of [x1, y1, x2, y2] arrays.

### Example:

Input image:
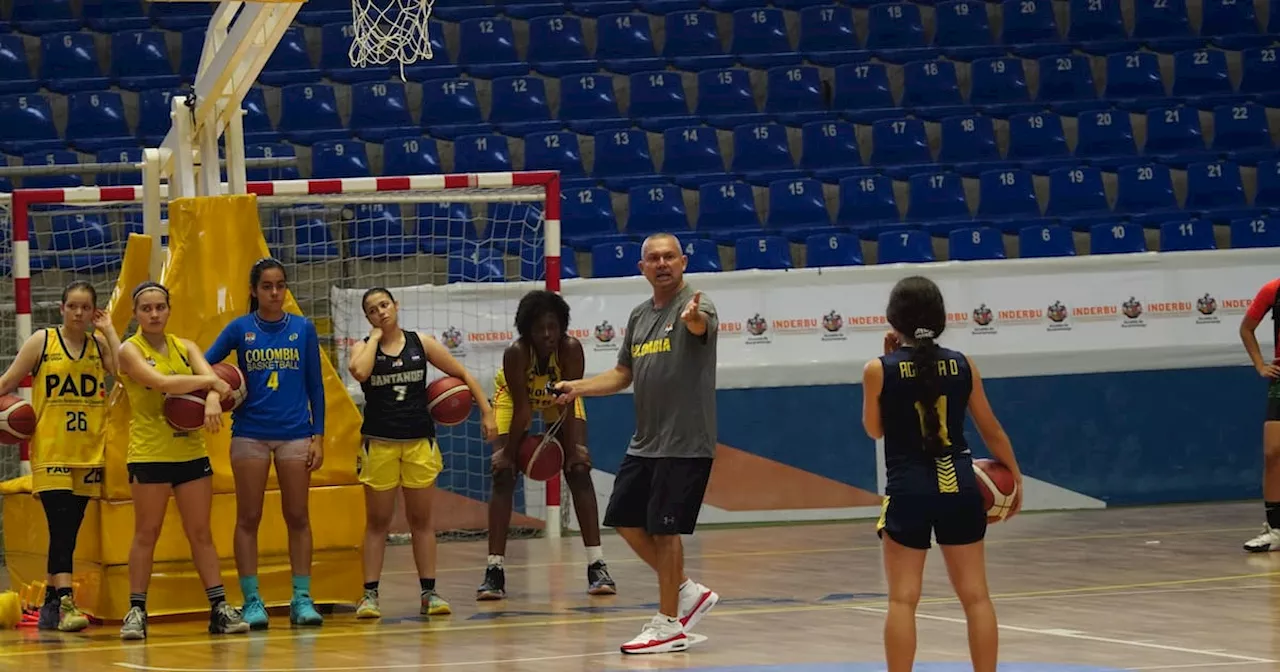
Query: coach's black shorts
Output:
[[128, 457, 213, 487], [1267, 379, 1280, 422], [876, 492, 987, 550], [603, 454, 713, 536]]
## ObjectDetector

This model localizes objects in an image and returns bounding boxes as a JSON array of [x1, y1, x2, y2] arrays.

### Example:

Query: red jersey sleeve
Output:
[[1246, 278, 1280, 323]]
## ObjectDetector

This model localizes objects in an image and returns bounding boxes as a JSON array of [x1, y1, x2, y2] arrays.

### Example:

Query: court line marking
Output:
[[849, 607, 1276, 664], [394, 525, 1264, 575], [1127, 663, 1275, 671], [2, 569, 1277, 660], [112, 650, 621, 672]]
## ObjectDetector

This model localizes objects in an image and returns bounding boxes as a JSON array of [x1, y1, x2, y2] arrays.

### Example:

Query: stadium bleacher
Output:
[[0, 0, 1278, 280]]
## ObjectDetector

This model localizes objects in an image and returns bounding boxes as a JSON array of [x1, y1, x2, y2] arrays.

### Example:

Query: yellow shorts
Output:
[[492, 388, 586, 436], [32, 466, 104, 498], [357, 437, 443, 492]]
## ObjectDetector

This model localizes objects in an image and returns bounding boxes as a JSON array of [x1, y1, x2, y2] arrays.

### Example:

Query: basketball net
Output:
[[349, 0, 435, 78]]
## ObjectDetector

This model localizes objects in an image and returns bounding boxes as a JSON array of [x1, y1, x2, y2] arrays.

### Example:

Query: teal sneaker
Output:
[[241, 595, 269, 630], [289, 593, 323, 626]]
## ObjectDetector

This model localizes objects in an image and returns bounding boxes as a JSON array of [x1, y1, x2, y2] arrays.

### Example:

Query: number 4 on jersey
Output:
[[267, 371, 279, 390]]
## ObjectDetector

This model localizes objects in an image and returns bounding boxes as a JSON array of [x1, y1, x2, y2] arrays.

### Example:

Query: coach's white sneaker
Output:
[[1244, 525, 1280, 552], [678, 579, 718, 631], [620, 614, 688, 654]]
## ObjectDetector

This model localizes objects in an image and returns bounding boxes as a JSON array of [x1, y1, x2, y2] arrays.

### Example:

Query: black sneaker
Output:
[[36, 598, 58, 630], [476, 564, 506, 601], [209, 601, 250, 634], [587, 560, 617, 595]]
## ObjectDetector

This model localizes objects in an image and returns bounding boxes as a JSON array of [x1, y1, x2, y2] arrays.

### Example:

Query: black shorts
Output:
[[876, 493, 987, 550], [603, 454, 713, 536], [128, 457, 213, 487], [1267, 380, 1280, 421]]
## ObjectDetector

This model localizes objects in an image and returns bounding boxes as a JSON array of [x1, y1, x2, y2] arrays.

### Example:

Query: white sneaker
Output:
[[621, 614, 688, 654], [678, 580, 719, 631], [1244, 525, 1280, 552]]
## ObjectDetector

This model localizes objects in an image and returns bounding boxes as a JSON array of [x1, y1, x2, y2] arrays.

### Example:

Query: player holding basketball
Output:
[[116, 281, 249, 640], [0, 280, 119, 632], [206, 257, 326, 628], [861, 275, 1023, 672], [554, 233, 719, 655], [1239, 276, 1280, 552], [477, 289, 617, 601], [348, 287, 496, 618]]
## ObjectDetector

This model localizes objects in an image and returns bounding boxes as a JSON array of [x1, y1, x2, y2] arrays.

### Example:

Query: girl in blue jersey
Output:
[[861, 276, 1023, 672], [206, 257, 326, 629]]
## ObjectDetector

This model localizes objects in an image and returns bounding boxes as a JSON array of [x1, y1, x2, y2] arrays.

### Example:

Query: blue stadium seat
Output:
[[976, 169, 1040, 226], [150, 1, 213, 31], [732, 8, 797, 68], [348, 204, 417, 260], [1115, 162, 1178, 215], [662, 126, 725, 188], [732, 123, 802, 185], [968, 57, 1030, 108], [1037, 55, 1096, 104], [1005, 111, 1069, 167], [381, 136, 441, 177], [97, 148, 142, 186], [1185, 160, 1247, 215], [903, 59, 962, 109], [12, 0, 78, 34], [680, 237, 722, 273], [698, 68, 767, 129], [1000, 0, 1058, 45], [22, 150, 80, 188], [1212, 103, 1272, 155], [757, 65, 829, 125], [485, 202, 546, 257], [420, 79, 487, 139], [593, 129, 660, 191], [1045, 165, 1108, 218], [866, 2, 925, 51], [1255, 158, 1280, 207], [240, 87, 277, 144], [453, 134, 512, 174], [559, 73, 627, 134], [696, 180, 760, 240], [0, 35, 37, 95], [1018, 224, 1074, 258], [65, 91, 133, 152], [458, 18, 528, 78], [400, 21, 460, 82], [630, 71, 697, 131], [561, 187, 624, 249], [871, 117, 930, 166], [349, 81, 417, 143], [627, 183, 691, 236], [798, 5, 860, 65], [1159, 220, 1216, 252], [934, 0, 994, 57], [1067, 0, 1125, 40], [1074, 108, 1137, 161], [42, 33, 110, 93], [1089, 221, 1146, 255], [805, 232, 863, 267], [592, 240, 643, 278], [526, 15, 594, 76], [417, 203, 479, 255], [906, 171, 969, 232], [1144, 106, 1207, 161], [448, 245, 506, 283], [1201, 0, 1257, 37], [0, 94, 63, 154], [936, 114, 1000, 172], [286, 208, 340, 261], [258, 26, 320, 87], [767, 178, 833, 239], [1172, 49, 1231, 97], [1230, 216, 1280, 248], [838, 174, 901, 235], [1104, 52, 1165, 101], [520, 249, 581, 282], [245, 143, 300, 181], [949, 226, 1005, 261], [1134, 0, 1191, 40], [832, 63, 894, 118], [311, 139, 370, 179], [800, 120, 864, 182], [595, 13, 664, 74], [878, 229, 933, 264], [111, 30, 180, 92], [1240, 47, 1280, 94], [662, 10, 733, 71], [524, 131, 587, 179], [179, 29, 203, 83], [489, 76, 559, 136], [52, 214, 118, 272], [135, 88, 180, 146], [735, 234, 793, 270], [277, 84, 346, 145], [321, 24, 390, 83]]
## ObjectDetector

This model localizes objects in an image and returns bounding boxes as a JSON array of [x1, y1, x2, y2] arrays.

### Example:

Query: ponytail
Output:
[[248, 257, 287, 314], [909, 327, 946, 457]]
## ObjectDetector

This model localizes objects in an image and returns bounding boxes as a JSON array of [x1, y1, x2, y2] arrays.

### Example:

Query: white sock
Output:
[[586, 546, 604, 564], [488, 554, 504, 567], [658, 612, 679, 625]]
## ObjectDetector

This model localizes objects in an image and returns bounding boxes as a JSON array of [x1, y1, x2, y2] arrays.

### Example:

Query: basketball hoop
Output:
[[349, 0, 435, 77]]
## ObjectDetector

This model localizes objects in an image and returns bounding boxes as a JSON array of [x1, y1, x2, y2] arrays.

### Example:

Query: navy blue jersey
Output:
[[359, 331, 435, 441], [879, 345, 976, 496]]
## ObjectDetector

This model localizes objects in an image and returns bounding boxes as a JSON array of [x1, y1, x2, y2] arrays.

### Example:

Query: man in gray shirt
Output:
[[554, 232, 720, 655]]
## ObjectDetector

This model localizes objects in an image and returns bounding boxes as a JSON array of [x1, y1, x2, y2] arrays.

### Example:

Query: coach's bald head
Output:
[[639, 232, 687, 298]]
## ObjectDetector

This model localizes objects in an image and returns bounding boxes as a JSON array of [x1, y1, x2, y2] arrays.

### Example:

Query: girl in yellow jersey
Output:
[[115, 282, 250, 640], [0, 280, 119, 632]]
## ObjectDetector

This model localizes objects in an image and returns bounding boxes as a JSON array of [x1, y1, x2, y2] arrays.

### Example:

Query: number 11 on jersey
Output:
[[914, 396, 952, 448]]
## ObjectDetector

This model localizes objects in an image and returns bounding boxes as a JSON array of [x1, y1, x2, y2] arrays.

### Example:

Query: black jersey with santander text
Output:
[[360, 331, 435, 440]]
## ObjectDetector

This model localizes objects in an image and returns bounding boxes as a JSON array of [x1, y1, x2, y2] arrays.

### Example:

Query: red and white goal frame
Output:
[[4, 170, 567, 538]]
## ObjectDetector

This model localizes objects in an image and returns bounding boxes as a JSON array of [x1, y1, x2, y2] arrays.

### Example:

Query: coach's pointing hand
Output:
[[680, 291, 707, 336]]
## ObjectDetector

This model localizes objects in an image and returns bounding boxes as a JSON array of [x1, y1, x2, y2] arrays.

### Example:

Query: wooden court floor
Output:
[[1, 501, 1279, 672]]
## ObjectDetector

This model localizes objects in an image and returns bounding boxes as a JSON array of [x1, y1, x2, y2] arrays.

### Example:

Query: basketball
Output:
[[212, 362, 248, 413], [164, 363, 249, 432], [518, 433, 564, 482], [973, 458, 1019, 523], [427, 376, 473, 426], [0, 394, 35, 444]]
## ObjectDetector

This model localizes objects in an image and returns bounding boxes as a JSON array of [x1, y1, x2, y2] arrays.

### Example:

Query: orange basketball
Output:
[[0, 394, 35, 444], [519, 433, 564, 482], [973, 458, 1019, 523], [427, 376, 473, 426], [212, 362, 247, 413], [163, 363, 248, 432]]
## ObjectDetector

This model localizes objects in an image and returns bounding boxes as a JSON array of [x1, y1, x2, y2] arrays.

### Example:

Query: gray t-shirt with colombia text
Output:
[[616, 284, 718, 459]]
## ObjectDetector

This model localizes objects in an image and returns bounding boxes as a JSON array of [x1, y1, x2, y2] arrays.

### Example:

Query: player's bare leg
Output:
[[173, 476, 248, 635], [276, 454, 320, 625], [478, 455, 515, 600], [231, 456, 271, 628], [562, 423, 616, 595], [122, 482, 171, 639], [357, 485, 397, 618], [881, 535, 927, 672], [1245, 421, 1280, 551], [403, 486, 450, 615], [940, 541, 998, 672]]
